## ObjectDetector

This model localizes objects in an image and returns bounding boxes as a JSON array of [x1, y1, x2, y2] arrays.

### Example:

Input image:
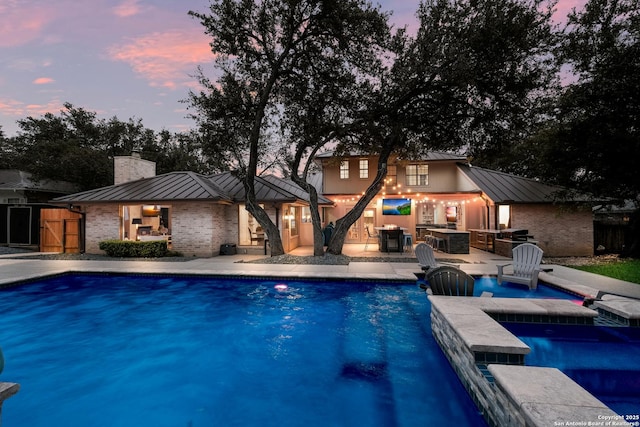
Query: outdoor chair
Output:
[[364, 226, 379, 251], [425, 266, 475, 296], [497, 243, 544, 290], [415, 243, 458, 272]]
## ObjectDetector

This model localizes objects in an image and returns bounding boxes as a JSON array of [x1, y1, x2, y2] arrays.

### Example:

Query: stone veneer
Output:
[[429, 296, 629, 427], [594, 294, 640, 327]]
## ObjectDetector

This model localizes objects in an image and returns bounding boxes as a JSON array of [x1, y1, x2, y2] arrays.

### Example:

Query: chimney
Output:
[[114, 151, 156, 185]]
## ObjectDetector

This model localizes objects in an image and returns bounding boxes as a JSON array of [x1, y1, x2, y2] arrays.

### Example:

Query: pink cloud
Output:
[[108, 29, 215, 89], [113, 0, 142, 18], [0, 4, 51, 47], [33, 77, 55, 85], [0, 97, 64, 118]]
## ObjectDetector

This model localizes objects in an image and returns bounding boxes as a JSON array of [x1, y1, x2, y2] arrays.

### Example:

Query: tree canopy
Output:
[[1, 103, 210, 191], [532, 0, 639, 203], [188, 0, 390, 256]]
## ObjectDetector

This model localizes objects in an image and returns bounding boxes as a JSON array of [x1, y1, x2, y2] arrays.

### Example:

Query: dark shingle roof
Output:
[[53, 171, 231, 203], [315, 151, 466, 161], [0, 169, 78, 194], [457, 164, 591, 203]]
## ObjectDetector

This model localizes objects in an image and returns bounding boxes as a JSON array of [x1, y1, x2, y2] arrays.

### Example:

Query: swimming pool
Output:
[[502, 322, 640, 417], [0, 274, 487, 427]]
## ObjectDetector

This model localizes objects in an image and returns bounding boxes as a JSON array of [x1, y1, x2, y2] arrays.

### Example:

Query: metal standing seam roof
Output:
[[261, 175, 333, 205], [457, 163, 591, 203], [53, 171, 232, 204], [208, 172, 334, 205], [208, 171, 294, 202]]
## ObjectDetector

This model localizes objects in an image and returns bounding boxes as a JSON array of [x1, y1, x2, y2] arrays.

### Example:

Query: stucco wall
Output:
[[512, 204, 593, 257]]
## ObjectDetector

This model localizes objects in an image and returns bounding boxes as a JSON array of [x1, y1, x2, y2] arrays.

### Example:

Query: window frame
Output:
[[359, 159, 369, 179], [405, 164, 429, 186], [340, 161, 349, 179]]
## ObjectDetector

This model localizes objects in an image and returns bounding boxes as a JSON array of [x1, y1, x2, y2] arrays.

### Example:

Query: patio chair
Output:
[[415, 243, 459, 272], [364, 226, 379, 251], [425, 266, 475, 296], [497, 243, 544, 290]]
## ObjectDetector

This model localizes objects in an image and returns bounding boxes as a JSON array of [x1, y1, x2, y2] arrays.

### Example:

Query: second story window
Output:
[[359, 159, 369, 179], [340, 161, 349, 179], [406, 164, 429, 186]]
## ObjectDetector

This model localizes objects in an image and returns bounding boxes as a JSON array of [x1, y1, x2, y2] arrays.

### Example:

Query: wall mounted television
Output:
[[382, 198, 411, 215]]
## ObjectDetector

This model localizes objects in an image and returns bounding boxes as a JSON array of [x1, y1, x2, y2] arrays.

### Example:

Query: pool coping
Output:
[[428, 295, 633, 427]]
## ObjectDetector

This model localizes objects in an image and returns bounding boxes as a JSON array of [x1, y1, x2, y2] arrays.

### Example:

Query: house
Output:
[[52, 151, 595, 257], [52, 154, 333, 256], [0, 169, 80, 250], [316, 152, 594, 257]]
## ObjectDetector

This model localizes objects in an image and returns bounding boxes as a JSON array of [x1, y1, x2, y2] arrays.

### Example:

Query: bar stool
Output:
[[433, 237, 446, 252], [425, 235, 434, 248], [403, 233, 413, 253]]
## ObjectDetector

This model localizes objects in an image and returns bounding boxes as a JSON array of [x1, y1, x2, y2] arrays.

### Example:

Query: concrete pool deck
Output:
[[1, 245, 639, 300]]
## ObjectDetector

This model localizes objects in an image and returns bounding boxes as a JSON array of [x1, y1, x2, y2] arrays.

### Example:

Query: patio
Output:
[[1, 244, 639, 299]]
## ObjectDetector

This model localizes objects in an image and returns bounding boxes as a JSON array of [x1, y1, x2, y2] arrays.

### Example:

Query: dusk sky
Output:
[[0, 0, 585, 137]]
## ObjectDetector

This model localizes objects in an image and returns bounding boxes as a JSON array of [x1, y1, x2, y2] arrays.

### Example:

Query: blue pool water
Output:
[[0, 274, 487, 427], [502, 322, 640, 416], [472, 276, 582, 301]]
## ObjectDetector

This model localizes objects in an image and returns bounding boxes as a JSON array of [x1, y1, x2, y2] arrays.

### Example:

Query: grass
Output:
[[572, 259, 640, 285]]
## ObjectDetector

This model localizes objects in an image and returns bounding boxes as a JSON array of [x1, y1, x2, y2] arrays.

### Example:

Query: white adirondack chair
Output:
[[497, 243, 544, 290], [415, 242, 458, 271]]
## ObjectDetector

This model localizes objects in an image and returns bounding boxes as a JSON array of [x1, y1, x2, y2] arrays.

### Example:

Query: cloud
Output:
[[33, 77, 55, 85], [113, 0, 142, 18], [107, 29, 215, 89], [0, 97, 64, 119], [0, 3, 51, 47]]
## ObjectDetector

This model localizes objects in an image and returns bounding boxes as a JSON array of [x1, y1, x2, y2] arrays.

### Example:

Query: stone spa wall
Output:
[[428, 296, 631, 427]]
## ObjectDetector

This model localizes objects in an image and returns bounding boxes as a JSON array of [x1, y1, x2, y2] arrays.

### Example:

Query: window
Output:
[[406, 164, 428, 186], [498, 205, 511, 229], [301, 206, 312, 223], [287, 207, 299, 236], [359, 159, 369, 179], [340, 161, 349, 179], [386, 165, 397, 186], [238, 203, 265, 245]]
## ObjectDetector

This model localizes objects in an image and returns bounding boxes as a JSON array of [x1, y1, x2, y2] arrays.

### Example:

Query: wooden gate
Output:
[[40, 209, 83, 253]]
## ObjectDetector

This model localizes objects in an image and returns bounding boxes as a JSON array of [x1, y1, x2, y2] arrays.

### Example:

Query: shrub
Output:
[[99, 240, 168, 258]]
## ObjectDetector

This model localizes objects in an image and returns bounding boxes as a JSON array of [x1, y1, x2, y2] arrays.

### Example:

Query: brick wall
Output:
[[512, 204, 593, 256], [85, 204, 121, 253], [113, 154, 156, 185], [170, 203, 238, 257], [85, 202, 240, 257]]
